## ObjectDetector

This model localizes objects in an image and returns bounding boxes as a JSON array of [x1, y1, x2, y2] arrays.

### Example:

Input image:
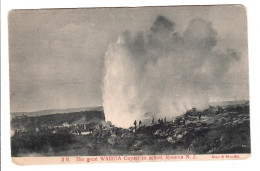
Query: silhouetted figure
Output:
[[182, 118, 186, 126], [198, 112, 202, 121], [152, 118, 155, 125], [139, 120, 142, 127], [164, 117, 167, 123], [158, 119, 161, 124], [134, 120, 137, 132]]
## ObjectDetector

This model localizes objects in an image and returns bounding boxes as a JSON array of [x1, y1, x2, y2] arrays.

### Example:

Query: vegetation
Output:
[[11, 103, 250, 156]]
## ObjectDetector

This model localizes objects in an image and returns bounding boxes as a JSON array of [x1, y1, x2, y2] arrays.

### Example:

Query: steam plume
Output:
[[103, 16, 239, 128]]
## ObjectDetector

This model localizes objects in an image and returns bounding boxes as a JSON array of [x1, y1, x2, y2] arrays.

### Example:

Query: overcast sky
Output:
[[9, 5, 249, 112]]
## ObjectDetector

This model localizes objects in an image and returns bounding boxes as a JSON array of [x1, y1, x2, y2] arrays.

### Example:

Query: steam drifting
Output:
[[103, 16, 239, 128]]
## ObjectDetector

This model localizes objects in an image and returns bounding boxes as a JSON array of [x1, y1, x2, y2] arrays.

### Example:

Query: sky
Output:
[[9, 5, 249, 113]]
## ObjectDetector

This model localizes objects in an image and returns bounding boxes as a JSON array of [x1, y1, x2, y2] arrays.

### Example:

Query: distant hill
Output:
[[11, 110, 106, 130], [209, 100, 249, 107], [11, 106, 103, 118]]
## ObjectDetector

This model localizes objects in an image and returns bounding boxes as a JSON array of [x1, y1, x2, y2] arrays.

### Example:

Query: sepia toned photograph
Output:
[[9, 5, 250, 164]]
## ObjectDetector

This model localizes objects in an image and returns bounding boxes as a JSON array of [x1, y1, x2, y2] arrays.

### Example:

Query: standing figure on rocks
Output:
[[182, 117, 186, 126], [164, 117, 167, 123], [152, 118, 154, 125], [134, 120, 137, 132], [158, 119, 161, 124], [139, 120, 142, 128], [198, 112, 202, 121]]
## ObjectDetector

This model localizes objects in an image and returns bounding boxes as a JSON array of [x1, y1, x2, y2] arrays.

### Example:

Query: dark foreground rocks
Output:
[[11, 103, 250, 156]]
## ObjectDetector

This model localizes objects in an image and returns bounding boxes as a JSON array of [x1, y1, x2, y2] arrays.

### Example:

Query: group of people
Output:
[[132, 111, 204, 132], [156, 117, 167, 125], [133, 117, 168, 130], [133, 120, 142, 128]]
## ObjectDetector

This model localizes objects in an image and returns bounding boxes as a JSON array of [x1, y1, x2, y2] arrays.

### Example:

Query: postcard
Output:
[[9, 5, 250, 165]]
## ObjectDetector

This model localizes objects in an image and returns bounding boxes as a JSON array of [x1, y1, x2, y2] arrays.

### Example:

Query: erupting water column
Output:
[[103, 37, 145, 128]]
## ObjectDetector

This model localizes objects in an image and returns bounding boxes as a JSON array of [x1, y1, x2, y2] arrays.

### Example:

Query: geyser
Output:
[[103, 16, 239, 128]]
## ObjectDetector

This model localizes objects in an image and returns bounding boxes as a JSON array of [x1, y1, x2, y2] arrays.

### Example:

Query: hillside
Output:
[[11, 102, 250, 156], [11, 106, 103, 118], [11, 110, 105, 131], [209, 100, 249, 107]]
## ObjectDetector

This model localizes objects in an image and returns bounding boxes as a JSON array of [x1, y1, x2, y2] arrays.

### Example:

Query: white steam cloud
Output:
[[103, 16, 239, 128]]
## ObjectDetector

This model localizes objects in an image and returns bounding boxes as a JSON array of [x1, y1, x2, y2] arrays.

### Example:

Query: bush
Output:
[[11, 130, 74, 156]]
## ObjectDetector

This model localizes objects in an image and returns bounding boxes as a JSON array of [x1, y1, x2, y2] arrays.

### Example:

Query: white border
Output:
[[2, 0, 260, 171]]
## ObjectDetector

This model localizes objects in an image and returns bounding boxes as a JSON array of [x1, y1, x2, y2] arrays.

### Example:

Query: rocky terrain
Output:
[[11, 102, 250, 156]]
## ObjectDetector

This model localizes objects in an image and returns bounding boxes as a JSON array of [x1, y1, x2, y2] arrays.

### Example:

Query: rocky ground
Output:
[[52, 104, 250, 156], [12, 103, 250, 156]]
